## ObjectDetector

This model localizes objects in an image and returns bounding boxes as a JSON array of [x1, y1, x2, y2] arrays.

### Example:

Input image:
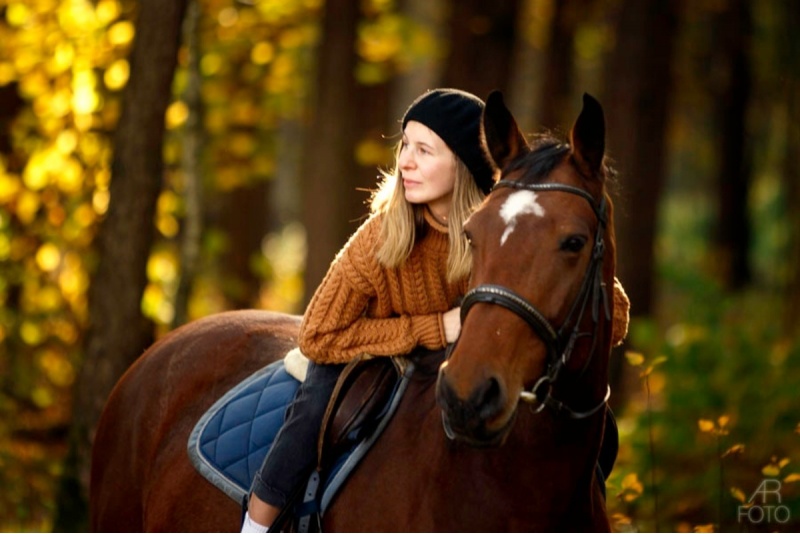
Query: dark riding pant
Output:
[[250, 361, 345, 508]]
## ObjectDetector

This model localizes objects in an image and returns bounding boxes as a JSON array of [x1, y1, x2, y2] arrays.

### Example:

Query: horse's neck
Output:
[[326, 356, 606, 531]]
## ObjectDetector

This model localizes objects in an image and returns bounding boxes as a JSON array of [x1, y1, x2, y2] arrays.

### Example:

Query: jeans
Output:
[[250, 361, 345, 507]]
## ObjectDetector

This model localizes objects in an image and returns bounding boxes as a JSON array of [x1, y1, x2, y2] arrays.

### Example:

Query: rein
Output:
[[459, 178, 612, 420]]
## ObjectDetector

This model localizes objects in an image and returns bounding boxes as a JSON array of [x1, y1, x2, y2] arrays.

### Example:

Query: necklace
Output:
[[427, 206, 448, 225]]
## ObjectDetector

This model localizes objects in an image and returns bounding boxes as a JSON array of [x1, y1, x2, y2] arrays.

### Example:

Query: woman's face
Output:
[[398, 120, 457, 219]]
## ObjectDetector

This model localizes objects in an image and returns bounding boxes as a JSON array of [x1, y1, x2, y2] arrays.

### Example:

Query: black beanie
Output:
[[401, 88, 495, 195]]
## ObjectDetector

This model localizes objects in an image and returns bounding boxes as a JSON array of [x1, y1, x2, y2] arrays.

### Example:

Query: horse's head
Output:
[[436, 92, 616, 446]]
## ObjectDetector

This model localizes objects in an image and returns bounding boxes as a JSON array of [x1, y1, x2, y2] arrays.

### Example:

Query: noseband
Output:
[[458, 179, 611, 419]]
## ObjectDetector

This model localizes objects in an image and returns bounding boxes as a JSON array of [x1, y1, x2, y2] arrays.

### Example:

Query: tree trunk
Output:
[[301, 0, 362, 302], [712, 0, 753, 290], [602, 0, 679, 319], [54, 0, 189, 528], [601, 0, 679, 411], [536, 0, 589, 131], [442, 0, 522, 99], [218, 180, 271, 308], [173, 0, 204, 327]]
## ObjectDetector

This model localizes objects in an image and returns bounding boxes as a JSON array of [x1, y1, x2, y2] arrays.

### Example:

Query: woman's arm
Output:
[[298, 217, 448, 364], [611, 277, 630, 346]]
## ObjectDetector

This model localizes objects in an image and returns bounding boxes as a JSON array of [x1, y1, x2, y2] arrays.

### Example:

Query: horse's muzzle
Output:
[[435, 368, 516, 447]]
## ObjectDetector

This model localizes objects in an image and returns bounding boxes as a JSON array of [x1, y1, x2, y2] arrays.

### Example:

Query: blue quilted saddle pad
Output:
[[187, 360, 300, 503]]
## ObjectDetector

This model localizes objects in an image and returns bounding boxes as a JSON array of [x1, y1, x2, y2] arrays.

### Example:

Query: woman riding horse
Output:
[[90, 90, 628, 532]]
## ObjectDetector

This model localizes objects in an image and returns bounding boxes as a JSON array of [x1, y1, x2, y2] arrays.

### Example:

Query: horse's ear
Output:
[[481, 90, 529, 171], [570, 93, 606, 179]]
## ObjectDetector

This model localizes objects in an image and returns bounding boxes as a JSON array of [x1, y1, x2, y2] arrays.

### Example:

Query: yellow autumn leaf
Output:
[[104, 59, 129, 91], [730, 487, 746, 503], [779, 457, 790, 468], [107, 20, 135, 46], [651, 355, 668, 367], [610, 513, 631, 527], [165, 101, 189, 129], [784, 473, 800, 484], [0, 173, 21, 203], [619, 472, 643, 500], [762, 464, 780, 477], [698, 419, 715, 433], [35, 242, 61, 272], [722, 444, 745, 458], [694, 524, 715, 533], [625, 351, 645, 367], [717, 415, 730, 428], [616, 472, 643, 503]]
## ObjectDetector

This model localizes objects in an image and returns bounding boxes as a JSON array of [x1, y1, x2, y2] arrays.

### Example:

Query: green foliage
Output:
[[607, 270, 800, 532]]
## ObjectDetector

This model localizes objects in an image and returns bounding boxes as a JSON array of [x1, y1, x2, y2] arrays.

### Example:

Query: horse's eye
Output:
[[560, 235, 587, 253]]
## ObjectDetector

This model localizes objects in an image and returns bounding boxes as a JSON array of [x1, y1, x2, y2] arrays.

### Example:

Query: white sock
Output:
[[241, 511, 269, 533]]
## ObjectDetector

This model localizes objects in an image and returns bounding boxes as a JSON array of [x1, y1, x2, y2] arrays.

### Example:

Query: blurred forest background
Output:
[[0, 0, 798, 531]]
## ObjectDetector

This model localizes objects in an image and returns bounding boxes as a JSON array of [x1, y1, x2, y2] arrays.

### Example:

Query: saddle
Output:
[[318, 355, 404, 468], [188, 350, 408, 527]]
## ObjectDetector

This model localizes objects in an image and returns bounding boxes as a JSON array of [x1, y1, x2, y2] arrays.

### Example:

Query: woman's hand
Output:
[[442, 307, 461, 343]]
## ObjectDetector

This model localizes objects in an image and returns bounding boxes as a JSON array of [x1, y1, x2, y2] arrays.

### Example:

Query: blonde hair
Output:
[[370, 142, 486, 282]]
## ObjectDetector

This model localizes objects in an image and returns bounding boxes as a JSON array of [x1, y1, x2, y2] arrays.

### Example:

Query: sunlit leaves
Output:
[[38, 348, 75, 388], [155, 190, 181, 238], [166, 101, 190, 129], [698, 415, 731, 439], [34, 243, 60, 272], [355, 138, 392, 167], [0, 2, 131, 527], [625, 350, 667, 378], [250, 41, 275, 65], [358, 13, 403, 63], [0, 0, 444, 529], [355, 3, 443, 84], [103, 59, 129, 90], [761, 456, 790, 477], [730, 486, 747, 504], [257, 222, 306, 311], [107, 20, 135, 47], [617, 472, 644, 503], [625, 350, 645, 366], [143, 248, 179, 325], [722, 443, 745, 458]]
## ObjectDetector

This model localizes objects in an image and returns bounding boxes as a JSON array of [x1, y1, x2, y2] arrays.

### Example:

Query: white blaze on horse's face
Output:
[[499, 190, 545, 246]]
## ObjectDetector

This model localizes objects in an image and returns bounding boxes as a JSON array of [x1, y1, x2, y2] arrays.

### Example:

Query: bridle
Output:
[[457, 178, 612, 419]]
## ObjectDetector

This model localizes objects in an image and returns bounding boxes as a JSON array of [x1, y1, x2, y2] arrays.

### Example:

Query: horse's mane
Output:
[[507, 136, 570, 185], [506, 134, 617, 188]]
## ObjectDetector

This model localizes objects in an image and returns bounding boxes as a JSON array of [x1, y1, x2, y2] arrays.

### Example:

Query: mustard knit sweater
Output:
[[299, 210, 630, 365]]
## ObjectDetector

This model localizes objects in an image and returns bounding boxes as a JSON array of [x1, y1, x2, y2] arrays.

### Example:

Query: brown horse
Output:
[[90, 91, 617, 532]]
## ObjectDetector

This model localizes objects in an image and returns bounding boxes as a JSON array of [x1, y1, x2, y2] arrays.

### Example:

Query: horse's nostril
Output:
[[474, 376, 506, 419], [437, 369, 507, 429]]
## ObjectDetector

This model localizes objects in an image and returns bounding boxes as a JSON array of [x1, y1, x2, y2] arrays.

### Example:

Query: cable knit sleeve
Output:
[[298, 217, 446, 364], [611, 277, 630, 347]]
